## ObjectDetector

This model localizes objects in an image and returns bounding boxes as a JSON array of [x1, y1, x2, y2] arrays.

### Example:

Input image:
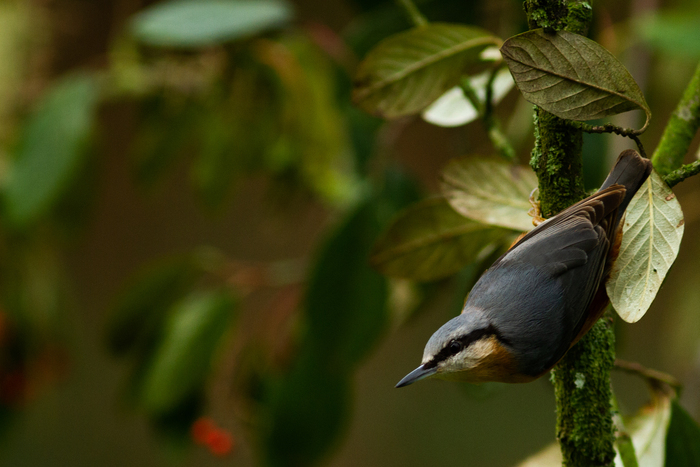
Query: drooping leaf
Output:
[[515, 392, 673, 467], [441, 156, 537, 231], [4, 73, 98, 228], [255, 35, 359, 206], [133, 96, 200, 188], [516, 442, 562, 467], [500, 29, 651, 130], [139, 290, 236, 414], [606, 170, 684, 323], [371, 197, 511, 281], [665, 400, 700, 467], [422, 65, 514, 127], [106, 255, 206, 356], [263, 350, 350, 467], [615, 392, 672, 467], [636, 10, 700, 59], [130, 0, 293, 48], [305, 198, 388, 370], [353, 23, 501, 118]]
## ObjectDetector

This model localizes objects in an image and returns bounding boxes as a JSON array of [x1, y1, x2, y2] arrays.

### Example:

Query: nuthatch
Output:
[[397, 150, 652, 388]]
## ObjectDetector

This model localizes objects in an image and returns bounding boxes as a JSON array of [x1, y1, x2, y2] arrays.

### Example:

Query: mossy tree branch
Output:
[[524, 1, 616, 466], [652, 62, 700, 176]]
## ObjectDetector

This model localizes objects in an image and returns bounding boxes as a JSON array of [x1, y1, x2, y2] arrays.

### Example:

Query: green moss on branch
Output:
[[524, 2, 615, 466], [652, 63, 700, 176], [551, 319, 616, 467]]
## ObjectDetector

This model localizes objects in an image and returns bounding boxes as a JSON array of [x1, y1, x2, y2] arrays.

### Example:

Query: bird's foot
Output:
[[528, 188, 545, 226]]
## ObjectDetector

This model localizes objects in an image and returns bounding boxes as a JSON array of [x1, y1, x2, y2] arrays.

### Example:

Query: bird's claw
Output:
[[528, 188, 545, 227]]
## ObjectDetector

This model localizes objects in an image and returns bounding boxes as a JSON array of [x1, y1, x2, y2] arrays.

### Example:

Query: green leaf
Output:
[[371, 197, 511, 281], [516, 442, 561, 467], [516, 392, 673, 467], [606, 170, 684, 323], [422, 66, 514, 127], [353, 23, 501, 118], [636, 10, 700, 59], [4, 73, 98, 228], [665, 400, 700, 467], [305, 199, 388, 369], [133, 96, 200, 188], [139, 290, 235, 414], [106, 256, 205, 356], [618, 392, 672, 467], [441, 156, 537, 231], [130, 0, 293, 48], [500, 29, 651, 131], [263, 351, 350, 467]]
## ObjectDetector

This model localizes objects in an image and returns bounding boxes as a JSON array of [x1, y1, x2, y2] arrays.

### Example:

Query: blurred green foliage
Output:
[[0, 0, 698, 466]]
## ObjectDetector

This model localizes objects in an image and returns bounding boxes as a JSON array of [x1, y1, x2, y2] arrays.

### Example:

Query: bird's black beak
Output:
[[396, 364, 437, 388]]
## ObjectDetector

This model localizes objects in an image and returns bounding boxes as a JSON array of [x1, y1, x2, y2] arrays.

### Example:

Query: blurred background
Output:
[[0, 0, 698, 466]]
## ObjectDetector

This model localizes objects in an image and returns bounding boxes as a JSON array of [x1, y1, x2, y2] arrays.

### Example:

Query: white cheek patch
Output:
[[439, 337, 499, 373]]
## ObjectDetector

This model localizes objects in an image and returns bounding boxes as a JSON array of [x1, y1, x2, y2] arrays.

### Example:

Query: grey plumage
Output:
[[405, 150, 653, 385]]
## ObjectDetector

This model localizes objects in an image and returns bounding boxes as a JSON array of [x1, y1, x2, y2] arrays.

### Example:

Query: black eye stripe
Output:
[[425, 325, 507, 368]]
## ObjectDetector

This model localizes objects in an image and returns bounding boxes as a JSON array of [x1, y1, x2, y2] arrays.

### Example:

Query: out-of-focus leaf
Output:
[[4, 73, 98, 228], [353, 23, 501, 118], [665, 400, 700, 467], [263, 351, 349, 467], [614, 392, 672, 467], [130, 0, 293, 48], [255, 36, 359, 206], [636, 10, 700, 59], [305, 199, 387, 369], [106, 256, 205, 356], [606, 170, 684, 323], [191, 106, 238, 208], [133, 96, 200, 188], [516, 442, 562, 467], [441, 156, 537, 231], [371, 197, 510, 281], [422, 65, 514, 127], [140, 290, 235, 414], [516, 392, 672, 467], [501, 29, 651, 130]]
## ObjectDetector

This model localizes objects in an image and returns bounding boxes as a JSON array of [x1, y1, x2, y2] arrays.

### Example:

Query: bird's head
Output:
[[396, 311, 524, 387]]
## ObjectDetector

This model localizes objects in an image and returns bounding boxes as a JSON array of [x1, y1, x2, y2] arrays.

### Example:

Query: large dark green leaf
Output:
[[305, 199, 388, 369], [353, 23, 501, 118], [130, 0, 293, 48], [501, 29, 651, 130], [139, 290, 236, 414], [4, 73, 98, 228], [665, 400, 700, 467], [263, 350, 350, 467], [371, 197, 510, 281]]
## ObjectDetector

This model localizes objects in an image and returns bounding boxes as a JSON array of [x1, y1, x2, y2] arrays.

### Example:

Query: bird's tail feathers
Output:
[[600, 149, 653, 216]]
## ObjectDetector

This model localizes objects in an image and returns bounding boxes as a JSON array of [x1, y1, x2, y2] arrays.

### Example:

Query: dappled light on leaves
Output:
[[441, 156, 537, 231], [353, 23, 501, 118]]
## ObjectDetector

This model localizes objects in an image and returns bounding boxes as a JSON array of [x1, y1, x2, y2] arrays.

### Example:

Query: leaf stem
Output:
[[573, 121, 647, 158], [395, 0, 428, 27], [614, 359, 682, 394], [459, 76, 516, 161], [611, 392, 639, 467], [652, 62, 700, 176], [663, 160, 700, 187]]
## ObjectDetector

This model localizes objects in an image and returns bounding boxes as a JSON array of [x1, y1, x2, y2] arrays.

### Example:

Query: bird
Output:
[[396, 149, 653, 388]]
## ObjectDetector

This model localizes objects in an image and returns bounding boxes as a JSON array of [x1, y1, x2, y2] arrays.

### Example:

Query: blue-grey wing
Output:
[[464, 187, 623, 376]]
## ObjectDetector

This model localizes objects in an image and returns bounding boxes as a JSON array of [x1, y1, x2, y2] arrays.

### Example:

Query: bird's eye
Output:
[[448, 340, 462, 354]]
